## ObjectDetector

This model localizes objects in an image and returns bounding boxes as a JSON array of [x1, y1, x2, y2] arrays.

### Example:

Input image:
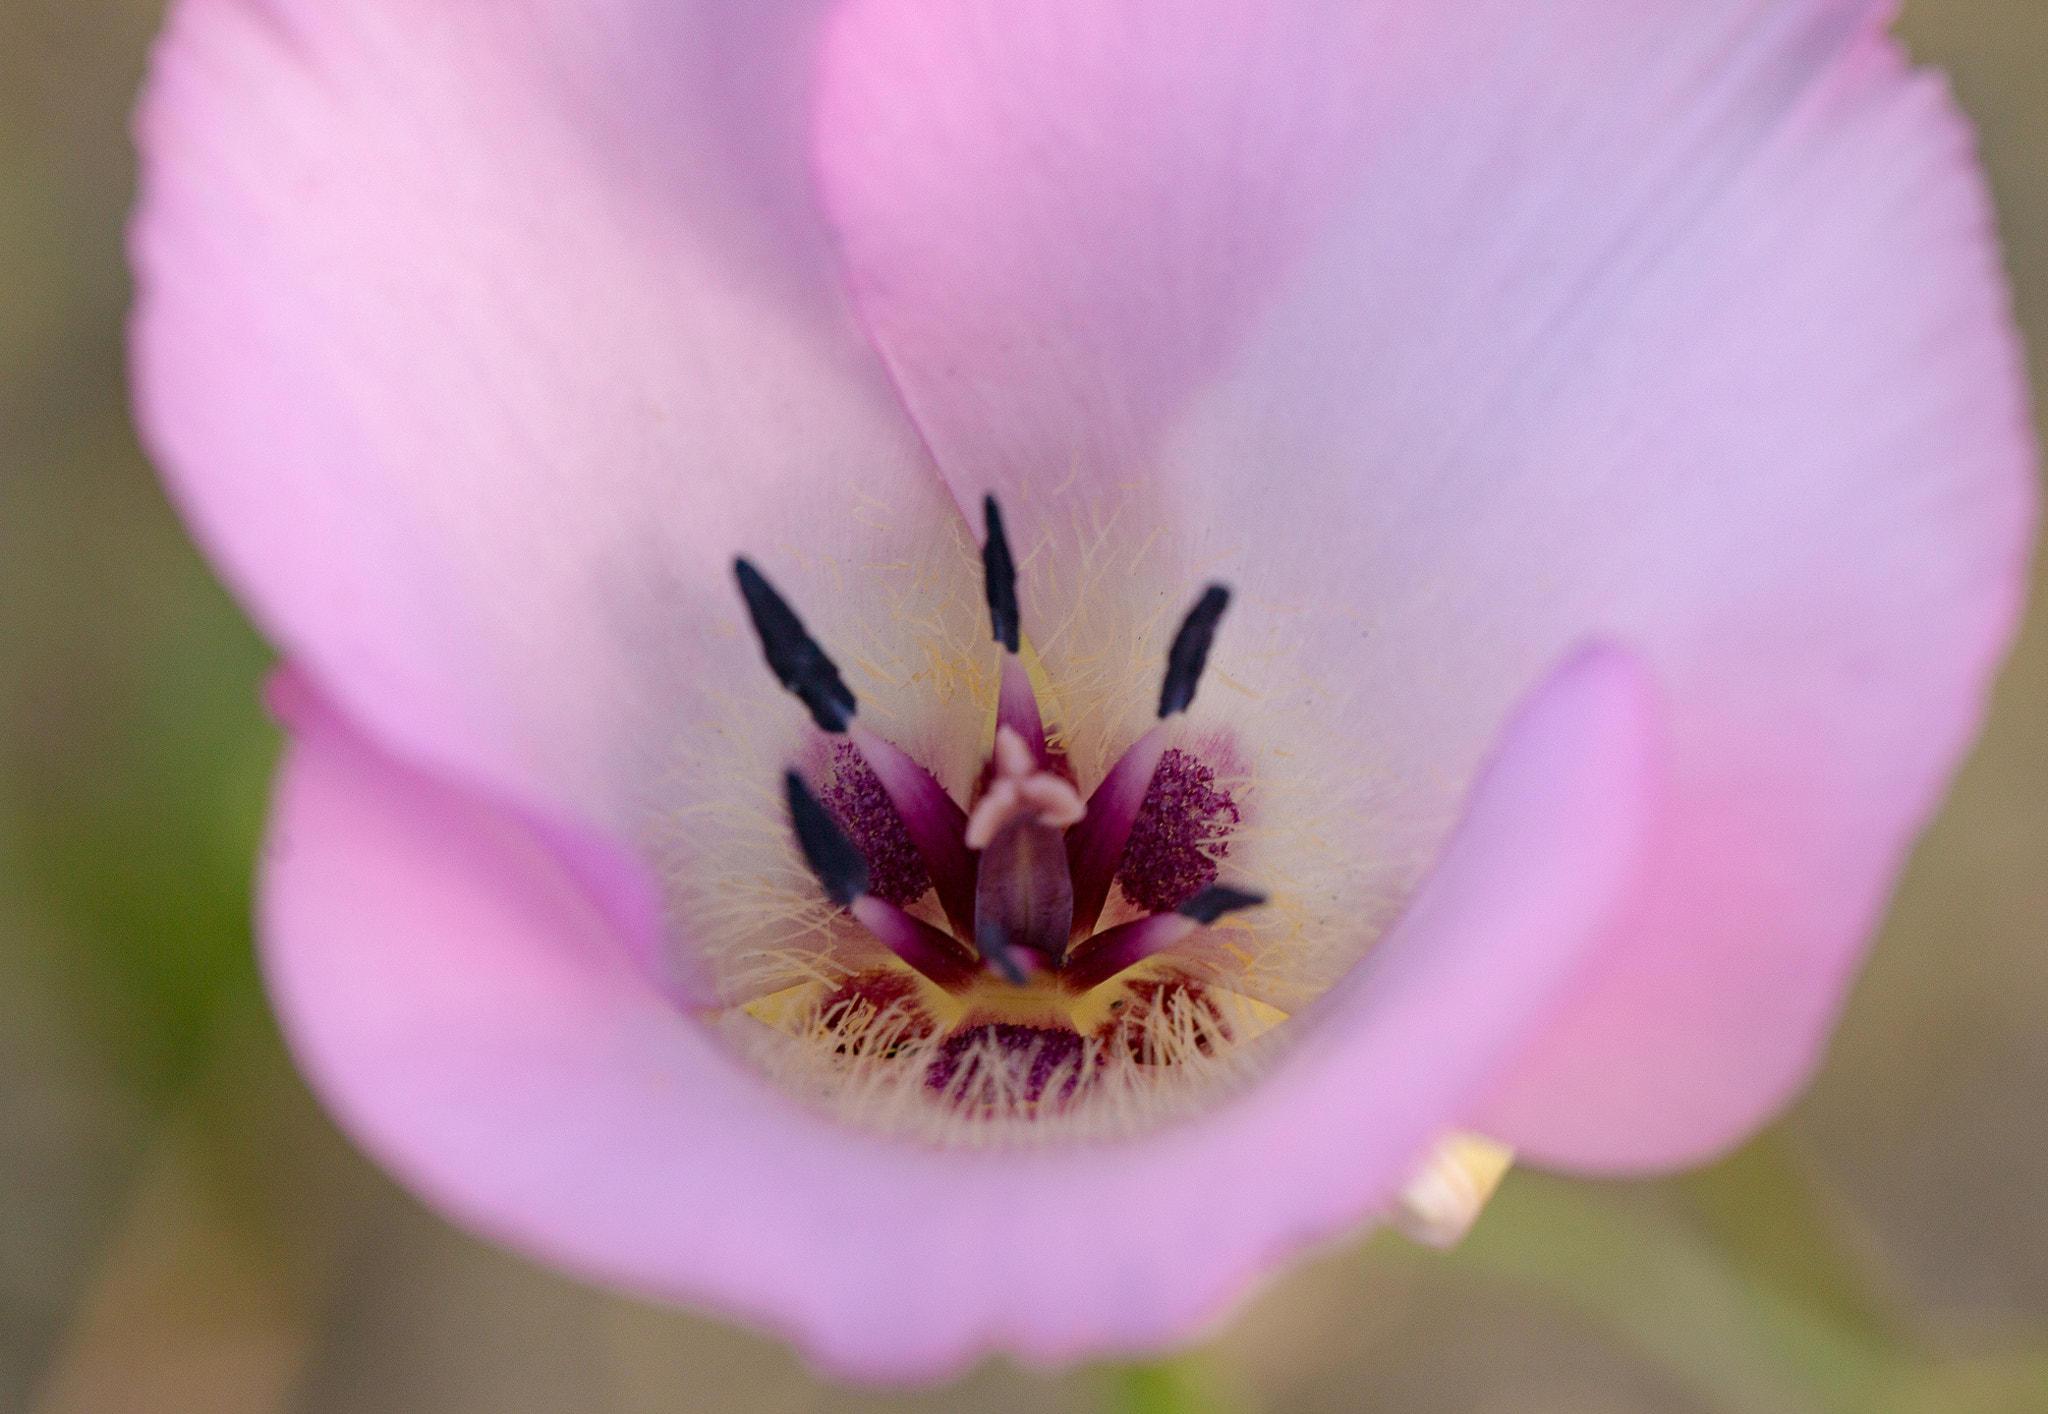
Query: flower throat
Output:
[[726, 498, 1278, 1143]]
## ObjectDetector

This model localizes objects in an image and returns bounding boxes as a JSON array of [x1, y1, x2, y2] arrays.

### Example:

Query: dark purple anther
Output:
[[1159, 584, 1229, 718], [734, 559, 981, 934], [1176, 884, 1264, 925], [1068, 585, 1235, 937], [982, 495, 1020, 653], [786, 770, 867, 905], [758, 531, 1257, 1010], [736, 559, 857, 733]]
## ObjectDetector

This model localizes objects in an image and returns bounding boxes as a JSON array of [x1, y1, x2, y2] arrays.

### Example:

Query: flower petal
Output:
[[262, 644, 1659, 1379], [130, 0, 955, 843], [813, 0, 2037, 1165]]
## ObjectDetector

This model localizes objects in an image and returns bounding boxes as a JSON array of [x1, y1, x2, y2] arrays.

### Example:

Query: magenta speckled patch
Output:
[[925, 1023, 1095, 1103], [1116, 748, 1239, 914], [820, 741, 932, 906]]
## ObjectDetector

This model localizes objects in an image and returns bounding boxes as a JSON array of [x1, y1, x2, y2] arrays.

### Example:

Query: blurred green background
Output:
[[2, 2, 2045, 1411]]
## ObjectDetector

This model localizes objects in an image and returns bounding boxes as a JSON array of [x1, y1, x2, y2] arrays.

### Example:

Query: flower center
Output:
[[718, 499, 1291, 1143]]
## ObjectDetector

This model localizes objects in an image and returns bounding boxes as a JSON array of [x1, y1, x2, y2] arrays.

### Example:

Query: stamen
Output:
[[997, 656, 1051, 767], [1064, 726, 1166, 939], [785, 771, 981, 991], [1175, 884, 1264, 924], [818, 742, 930, 906], [850, 896, 982, 992], [982, 497, 1050, 762], [1159, 584, 1229, 718], [1059, 885, 1265, 994], [1058, 912, 1190, 994], [847, 722, 978, 939], [736, 559, 979, 934], [723, 536, 1274, 1142], [784, 769, 866, 905], [1118, 748, 1241, 914], [1068, 585, 1234, 934], [982, 494, 1020, 653], [735, 560, 856, 733]]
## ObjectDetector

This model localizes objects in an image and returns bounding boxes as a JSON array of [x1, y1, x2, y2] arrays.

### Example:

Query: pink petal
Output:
[[813, 0, 2037, 1166], [813, 0, 1371, 516], [263, 643, 1659, 1379], [130, 0, 956, 846]]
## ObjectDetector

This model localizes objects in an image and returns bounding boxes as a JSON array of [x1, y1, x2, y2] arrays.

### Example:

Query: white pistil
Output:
[[965, 726, 1086, 849]]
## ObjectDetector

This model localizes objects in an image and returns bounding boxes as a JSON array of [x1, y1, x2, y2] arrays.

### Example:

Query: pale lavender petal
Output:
[[812, 0, 2037, 1164], [261, 645, 1659, 1378], [131, 0, 956, 846]]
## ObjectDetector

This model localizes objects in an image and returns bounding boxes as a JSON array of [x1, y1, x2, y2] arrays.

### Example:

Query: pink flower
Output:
[[129, 0, 2033, 1383]]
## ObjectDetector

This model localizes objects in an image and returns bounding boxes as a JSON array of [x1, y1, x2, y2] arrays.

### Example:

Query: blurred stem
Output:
[[1099, 1355, 1239, 1414], [1426, 1165, 1912, 1414], [1672, 1131, 1900, 1347]]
